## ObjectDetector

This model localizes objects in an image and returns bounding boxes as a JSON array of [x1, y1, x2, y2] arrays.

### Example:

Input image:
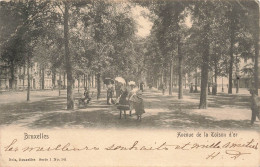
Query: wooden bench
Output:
[[116, 104, 131, 119]]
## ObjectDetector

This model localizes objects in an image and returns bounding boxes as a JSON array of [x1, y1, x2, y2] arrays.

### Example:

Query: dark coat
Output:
[[117, 90, 129, 110], [119, 90, 128, 105], [107, 87, 114, 98], [133, 96, 145, 115], [84, 90, 90, 99]]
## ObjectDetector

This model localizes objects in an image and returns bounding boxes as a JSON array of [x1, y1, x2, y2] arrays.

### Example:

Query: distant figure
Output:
[[133, 91, 145, 120], [83, 87, 91, 104], [208, 82, 211, 94], [212, 83, 217, 95], [190, 83, 193, 93], [78, 87, 91, 106], [162, 83, 166, 95], [148, 83, 152, 89], [250, 89, 260, 125], [140, 82, 144, 92], [115, 83, 122, 98], [107, 84, 114, 105]]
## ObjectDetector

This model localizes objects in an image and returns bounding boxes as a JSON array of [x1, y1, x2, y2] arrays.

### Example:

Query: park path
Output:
[[0, 88, 259, 130]]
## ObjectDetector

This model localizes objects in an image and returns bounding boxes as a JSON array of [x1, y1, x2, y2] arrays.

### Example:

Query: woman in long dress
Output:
[[117, 88, 129, 119], [128, 86, 138, 116]]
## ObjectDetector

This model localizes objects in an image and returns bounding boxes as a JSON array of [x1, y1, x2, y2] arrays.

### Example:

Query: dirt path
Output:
[[0, 88, 259, 130]]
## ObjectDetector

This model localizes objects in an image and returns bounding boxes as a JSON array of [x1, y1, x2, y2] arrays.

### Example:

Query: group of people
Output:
[[82, 81, 259, 125], [106, 82, 145, 120]]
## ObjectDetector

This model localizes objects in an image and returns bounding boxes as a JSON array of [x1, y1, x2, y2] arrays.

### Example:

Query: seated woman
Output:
[[83, 87, 91, 104], [78, 87, 91, 106]]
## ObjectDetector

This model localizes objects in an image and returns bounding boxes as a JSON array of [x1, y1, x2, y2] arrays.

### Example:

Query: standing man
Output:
[[190, 82, 193, 93], [115, 82, 122, 98], [162, 83, 166, 95], [140, 82, 144, 92], [83, 87, 91, 104], [107, 82, 114, 105]]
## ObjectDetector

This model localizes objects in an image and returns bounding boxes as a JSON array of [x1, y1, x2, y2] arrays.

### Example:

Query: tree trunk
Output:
[[83, 74, 86, 88], [199, 61, 209, 108], [199, 21, 210, 109], [214, 67, 218, 95], [254, 5, 259, 95], [92, 73, 94, 88], [27, 55, 30, 101], [161, 71, 164, 86], [236, 78, 239, 93], [163, 67, 167, 87], [9, 60, 15, 90], [52, 68, 56, 89], [194, 68, 198, 93], [222, 77, 224, 92], [212, 58, 218, 95], [228, 8, 235, 94], [97, 72, 101, 99], [64, 2, 74, 109], [63, 72, 66, 89], [23, 64, 25, 90], [169, 59, 173, 95], [59, 69, 61, 96], [178, 38, 183, 99], [88, 74, 90, 90], [176, 74, 178, 88], [41, 67, 45, 90], [86, 73, 88, 89], [78, 77, 80, 93], [184, 74, 186, 89]]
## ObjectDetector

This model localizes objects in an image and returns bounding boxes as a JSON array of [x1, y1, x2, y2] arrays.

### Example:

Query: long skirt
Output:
[[133, 101, 145, 116]]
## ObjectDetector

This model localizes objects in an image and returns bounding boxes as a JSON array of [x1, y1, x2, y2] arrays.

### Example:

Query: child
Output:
[[133, 91, 145, 120]]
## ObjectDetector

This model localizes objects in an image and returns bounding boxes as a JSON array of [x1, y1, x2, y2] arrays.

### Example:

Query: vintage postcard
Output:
[[0, 0, 259, 166]]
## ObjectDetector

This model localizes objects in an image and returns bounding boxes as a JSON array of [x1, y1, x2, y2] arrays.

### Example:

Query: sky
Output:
[[131, 5, 153, 38], [0, 0, 191, 39], [132, 5, 192, 38]]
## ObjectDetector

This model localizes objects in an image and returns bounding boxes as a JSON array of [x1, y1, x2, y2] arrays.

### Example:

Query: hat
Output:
[[136, 91, 142, 98]]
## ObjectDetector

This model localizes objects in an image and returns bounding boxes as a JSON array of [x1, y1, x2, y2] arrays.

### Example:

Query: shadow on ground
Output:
[[0, 89, 258, 130]]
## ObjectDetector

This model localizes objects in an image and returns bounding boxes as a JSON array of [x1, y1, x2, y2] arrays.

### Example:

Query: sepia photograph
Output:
[[0, 0, 259, 166]]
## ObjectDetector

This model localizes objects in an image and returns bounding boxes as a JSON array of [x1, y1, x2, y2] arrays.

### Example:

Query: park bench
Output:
[[77, 92, 94, 107], [116, 104, 131, 119]]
